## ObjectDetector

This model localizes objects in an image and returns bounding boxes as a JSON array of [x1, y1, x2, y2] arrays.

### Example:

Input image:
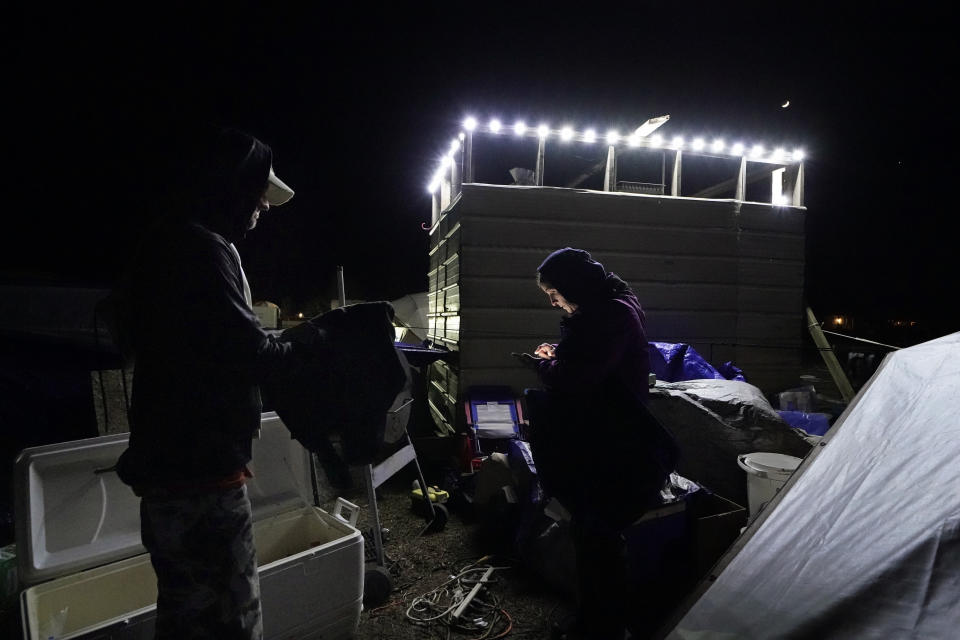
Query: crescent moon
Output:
[[781, 100, 791, 108]]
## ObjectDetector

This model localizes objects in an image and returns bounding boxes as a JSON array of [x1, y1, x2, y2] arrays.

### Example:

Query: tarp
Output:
[[648, 380, 810, 508], [649, 342, 745, 383], [668, 331, 960, 639]]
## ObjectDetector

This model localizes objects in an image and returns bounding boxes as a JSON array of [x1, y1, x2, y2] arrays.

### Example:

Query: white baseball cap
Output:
[[265, 166, 295, 206]]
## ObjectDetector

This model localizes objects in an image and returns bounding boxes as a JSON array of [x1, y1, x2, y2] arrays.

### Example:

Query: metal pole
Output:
[[603, 145, 616, 191], [451, 154, 461, 198], [671, 150, 682, 196], [464, 131, 473, 183], [337, 266, 346, 307], [535, 136, 545, 186], [661, 151, 666, 194], [431, 190, 441, 227], [736, 156, 747, 201], [792, 162, 805, 207]]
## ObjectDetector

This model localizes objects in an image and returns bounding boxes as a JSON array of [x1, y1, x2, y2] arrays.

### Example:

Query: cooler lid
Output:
[[14, 432, 144, 587], [246, 412, 314, 522], [15, 412, 314, 586], [742, 452, 802, 474]]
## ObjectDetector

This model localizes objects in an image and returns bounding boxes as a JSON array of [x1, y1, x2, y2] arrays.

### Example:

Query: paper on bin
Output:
[[474, 403, 517, 438]]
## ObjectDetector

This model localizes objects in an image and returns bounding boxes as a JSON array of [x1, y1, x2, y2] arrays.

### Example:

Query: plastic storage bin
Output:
[[15, 412, 363, 640]]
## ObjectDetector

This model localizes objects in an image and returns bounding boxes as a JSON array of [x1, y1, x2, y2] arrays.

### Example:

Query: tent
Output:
[[666, 331, 960, 639]]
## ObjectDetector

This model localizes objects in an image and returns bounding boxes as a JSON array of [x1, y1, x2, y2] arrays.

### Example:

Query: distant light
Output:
[[450, 139, 460, 153], [458, 132, 465, 141], [627, 133, 641, 147], [489, 118, 502, 133], [750, 144, 764, 158], [606, 130, 620, 145], [537, 124, 550, 138], [711, 139, 725, 153], [792, 148, 805, 161], [297, 312, 304, 319], [731, 142, 745, 156], [514, 121, 527, 135], [560, 126, 574, 141], [692, 137, 705, 151], [834, 316, 844, 326], [583, 128, 597, 143], [671, 136, 684, 148], [463, 116, 477, 131], [771, 148, 786, 162], [650, 134, 663, 147]]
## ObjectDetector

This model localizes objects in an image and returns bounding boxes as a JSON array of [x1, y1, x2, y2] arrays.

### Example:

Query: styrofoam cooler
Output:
[[15, 412, 364, 639]]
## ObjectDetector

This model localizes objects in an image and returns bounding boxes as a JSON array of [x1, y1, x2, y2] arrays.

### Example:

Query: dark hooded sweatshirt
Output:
[[529, 250, 677, 524], [114, 220, 295, 490]]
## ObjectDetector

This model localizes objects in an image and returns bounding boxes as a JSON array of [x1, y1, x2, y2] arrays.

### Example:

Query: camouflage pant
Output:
[[140, 485, 262, 640]]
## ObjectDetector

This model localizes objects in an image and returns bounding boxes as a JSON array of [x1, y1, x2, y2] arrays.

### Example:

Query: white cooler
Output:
[[15, 412, 364, 640]]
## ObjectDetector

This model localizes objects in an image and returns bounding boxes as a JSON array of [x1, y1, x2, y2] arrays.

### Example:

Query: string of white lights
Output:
[[428, 116, 805, 193]]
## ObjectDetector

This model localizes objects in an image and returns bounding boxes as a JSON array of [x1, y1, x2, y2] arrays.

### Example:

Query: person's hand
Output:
[[534, 343, 556, 359], [511, 352, 542, 370]]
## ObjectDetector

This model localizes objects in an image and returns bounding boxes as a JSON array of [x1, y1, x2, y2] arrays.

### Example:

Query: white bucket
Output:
[[737, 452, 802, 518]]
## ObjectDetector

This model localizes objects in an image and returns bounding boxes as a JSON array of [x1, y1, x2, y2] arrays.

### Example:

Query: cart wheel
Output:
[[425, 503, 449, 533], [363, 564, 393, 606]]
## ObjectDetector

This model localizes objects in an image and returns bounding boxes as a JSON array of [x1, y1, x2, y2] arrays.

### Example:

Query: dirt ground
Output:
[[319, 464, 579, 640]]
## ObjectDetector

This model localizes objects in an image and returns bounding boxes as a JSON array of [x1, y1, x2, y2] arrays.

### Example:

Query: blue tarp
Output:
[[649, 342, 746, 383], [776, 410, 832, 436]]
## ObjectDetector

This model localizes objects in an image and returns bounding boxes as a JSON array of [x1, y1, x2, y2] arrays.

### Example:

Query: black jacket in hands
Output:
[[263, 302, 407, 473]]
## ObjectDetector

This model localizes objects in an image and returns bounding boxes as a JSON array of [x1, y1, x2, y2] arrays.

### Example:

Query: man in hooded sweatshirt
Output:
[[523, 247, 678, 640], [111, 127, 297, 640]]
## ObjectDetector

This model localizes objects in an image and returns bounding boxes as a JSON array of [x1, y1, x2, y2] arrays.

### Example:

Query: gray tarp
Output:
[[668, 332, 960, 639], [648, 380, 810, 509]]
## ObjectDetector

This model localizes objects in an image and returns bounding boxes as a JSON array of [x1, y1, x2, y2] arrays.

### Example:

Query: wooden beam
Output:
[[806, 307, 856, 403]]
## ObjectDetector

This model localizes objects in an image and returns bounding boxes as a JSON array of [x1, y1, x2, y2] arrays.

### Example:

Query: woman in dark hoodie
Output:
[[525, 247, 678, 640]]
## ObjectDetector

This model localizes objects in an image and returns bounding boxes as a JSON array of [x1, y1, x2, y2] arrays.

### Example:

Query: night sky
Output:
[[6, 5, 956, 340]]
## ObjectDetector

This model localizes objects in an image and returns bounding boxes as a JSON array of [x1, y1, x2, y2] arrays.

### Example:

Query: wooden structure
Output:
[[426, 122, 807, 433]]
